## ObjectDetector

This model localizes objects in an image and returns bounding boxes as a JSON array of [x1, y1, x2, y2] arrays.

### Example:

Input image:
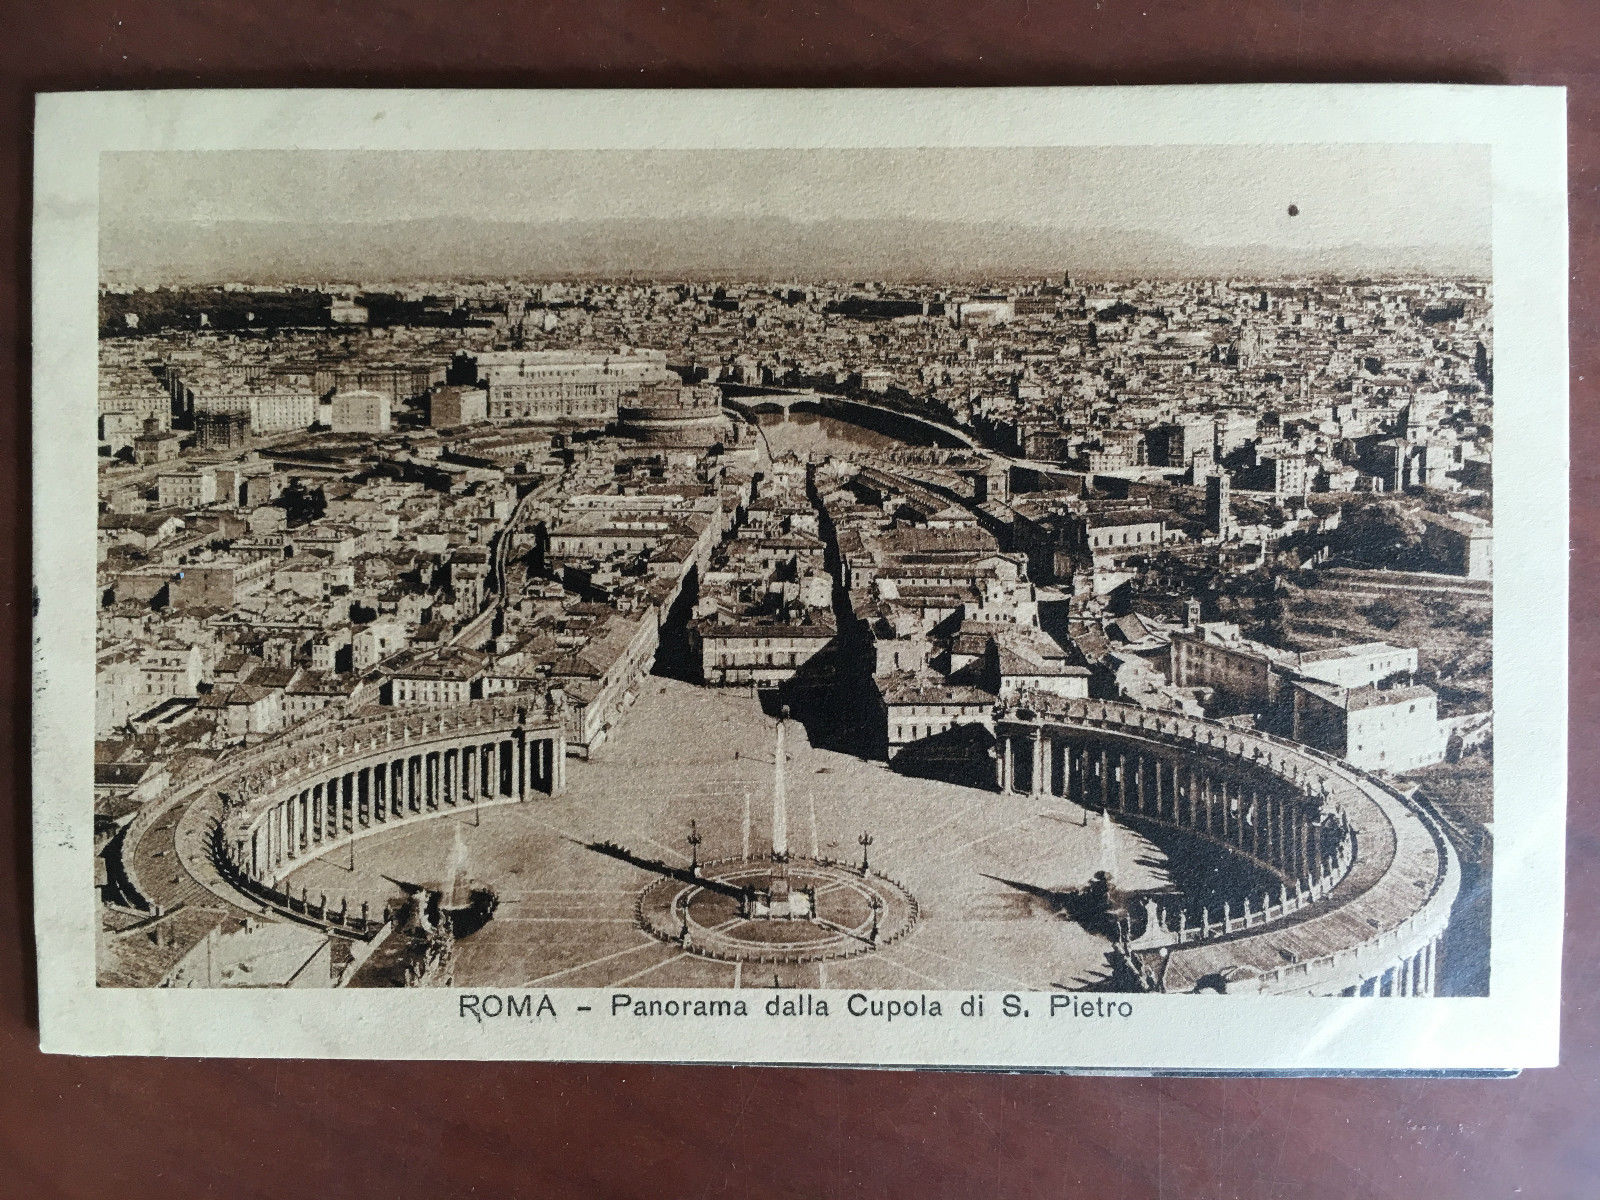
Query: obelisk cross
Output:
[[770, 708, 790, 901]]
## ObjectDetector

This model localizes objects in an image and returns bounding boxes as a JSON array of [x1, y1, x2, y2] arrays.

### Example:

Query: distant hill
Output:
[[100, 214, 1490, 285]]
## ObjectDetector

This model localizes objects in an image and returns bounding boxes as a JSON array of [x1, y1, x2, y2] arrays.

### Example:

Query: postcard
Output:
[[32, 86, 1567, 1068]]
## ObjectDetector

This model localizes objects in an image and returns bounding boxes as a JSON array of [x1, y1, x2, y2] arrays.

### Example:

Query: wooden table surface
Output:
[[3, 3, 1595, 1196]]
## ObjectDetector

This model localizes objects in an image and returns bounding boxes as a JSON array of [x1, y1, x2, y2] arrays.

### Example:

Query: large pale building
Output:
[[248, 393, 319, 434], [1293, 642, 1418, 690], [466, 348, 673, 424], [193, 383, 319, 435], [156, 466, 217, 510], [693, 618, 836, 688], [329, 389, 392, 434], [1290, 681, 1446, 773], [99, 373, 172, 431]]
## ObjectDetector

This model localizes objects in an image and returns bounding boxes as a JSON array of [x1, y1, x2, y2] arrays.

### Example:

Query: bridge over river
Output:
[[720, 384, 978, 450], [718, 383, 1097, 490]]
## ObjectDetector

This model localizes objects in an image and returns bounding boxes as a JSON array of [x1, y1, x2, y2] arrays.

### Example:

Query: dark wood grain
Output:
[[2, 3, 1596, 1197]]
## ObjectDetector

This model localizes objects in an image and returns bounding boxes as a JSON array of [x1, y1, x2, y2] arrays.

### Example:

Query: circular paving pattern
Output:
[[636, 856, 919, 964]]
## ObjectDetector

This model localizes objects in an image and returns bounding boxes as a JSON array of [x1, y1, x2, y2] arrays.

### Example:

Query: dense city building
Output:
[[94, 270, 1492, 997]]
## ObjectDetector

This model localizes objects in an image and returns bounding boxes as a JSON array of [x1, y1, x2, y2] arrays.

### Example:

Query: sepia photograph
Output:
[[31, 87, 1567, 1066], [89, 141, 1493, 998]]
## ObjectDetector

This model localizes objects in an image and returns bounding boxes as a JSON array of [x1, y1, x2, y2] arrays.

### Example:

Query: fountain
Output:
[[408, 821, 498, 937], [441, 822, 473, 914]]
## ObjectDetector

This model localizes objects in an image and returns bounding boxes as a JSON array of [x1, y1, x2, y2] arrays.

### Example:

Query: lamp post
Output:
[[857, 831, 874, 876], [687, 819, 703, 877]]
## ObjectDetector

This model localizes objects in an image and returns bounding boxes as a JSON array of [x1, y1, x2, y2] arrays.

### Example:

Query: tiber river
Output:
[[753, 409, 932, 458]]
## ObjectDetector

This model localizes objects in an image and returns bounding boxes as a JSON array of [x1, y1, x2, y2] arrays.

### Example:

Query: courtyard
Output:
[[284, 678, 1175, 990]]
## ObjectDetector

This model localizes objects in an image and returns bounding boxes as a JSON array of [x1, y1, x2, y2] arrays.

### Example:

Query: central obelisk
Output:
[[769, 707, 790, 907]]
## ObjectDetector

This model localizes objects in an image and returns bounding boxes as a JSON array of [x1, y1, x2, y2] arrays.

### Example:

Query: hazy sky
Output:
[[101, 144, 1490, 280]]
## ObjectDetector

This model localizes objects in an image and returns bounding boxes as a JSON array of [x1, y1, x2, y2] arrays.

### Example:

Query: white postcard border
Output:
[[32, 85, 1569, 1067]]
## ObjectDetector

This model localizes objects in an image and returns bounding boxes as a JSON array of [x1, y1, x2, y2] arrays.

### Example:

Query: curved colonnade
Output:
[[992, 695, 1461, 996], [117, 691, 1460, 996], [122, 700, 567, 940]]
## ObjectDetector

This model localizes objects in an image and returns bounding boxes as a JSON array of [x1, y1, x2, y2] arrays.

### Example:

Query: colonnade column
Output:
[[1268, 787, 1280, 862], [1264, 793, 1277, 867], [236, 725, 573, 894]]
